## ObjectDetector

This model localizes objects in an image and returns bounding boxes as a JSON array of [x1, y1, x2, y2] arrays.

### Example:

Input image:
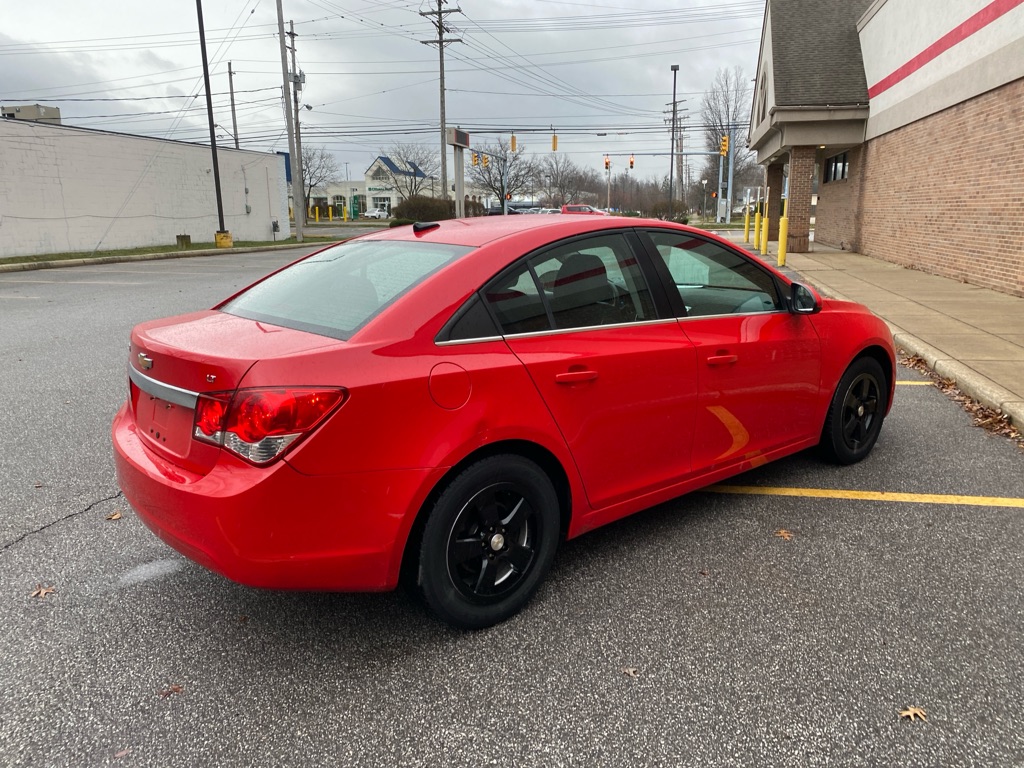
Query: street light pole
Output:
[[701, 179, 707, 223], [669, 64, 679, 219]]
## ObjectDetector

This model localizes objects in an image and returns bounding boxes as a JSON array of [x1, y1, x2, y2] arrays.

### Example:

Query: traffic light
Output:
[[472, 153, 479, 166], [552, 133, 558, 152], [482, 154, 489, 168], [505, 193, 512, 200], [510, 134, 517, 152], [629, 154, 635, 169], [604, 155, 610, 170], [711, 191, 718, 198], [720, 135, 729, 156]]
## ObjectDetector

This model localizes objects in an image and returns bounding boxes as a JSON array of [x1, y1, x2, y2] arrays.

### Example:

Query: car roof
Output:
[[354, 214, 688, 249]]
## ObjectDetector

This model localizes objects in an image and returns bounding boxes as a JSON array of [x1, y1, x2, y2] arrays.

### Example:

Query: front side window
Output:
[[645, 231, 781, 317], [221, 240, 470, 340], [484, 233, 656, 334]]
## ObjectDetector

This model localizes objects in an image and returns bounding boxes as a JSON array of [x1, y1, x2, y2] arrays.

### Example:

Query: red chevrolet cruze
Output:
[[113, 216, 895, 628]]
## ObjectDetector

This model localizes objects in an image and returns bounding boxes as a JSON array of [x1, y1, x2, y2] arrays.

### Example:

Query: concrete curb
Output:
[[798, 274, 1024, 429], [0, 242, 320, 274]]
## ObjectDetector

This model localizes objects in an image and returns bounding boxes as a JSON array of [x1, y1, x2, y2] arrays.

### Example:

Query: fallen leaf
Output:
[[159, 683, 184, 699], [105, 510, 123, 521], [621, 667, 638, 678], [114, 748, 131, 759], [34, 483, 46, 489], [775, 529, 794, 541], [698, 569, 709, 577], [899, 706, 927, 722], [30, 585, 55, 599]]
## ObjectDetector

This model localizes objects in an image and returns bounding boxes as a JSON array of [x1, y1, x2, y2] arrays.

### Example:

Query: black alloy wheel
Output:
[[419, 455, 559, 629], [447, 482, 538, 601], [821, 356, 888, 465]]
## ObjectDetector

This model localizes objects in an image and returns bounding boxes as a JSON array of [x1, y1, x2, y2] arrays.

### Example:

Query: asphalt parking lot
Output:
[[2, 254, 1022, 767]]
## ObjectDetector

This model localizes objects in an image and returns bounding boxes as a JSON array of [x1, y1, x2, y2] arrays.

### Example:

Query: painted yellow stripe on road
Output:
[[896, 380, 933, 386], [706, 485, 1024, 508]]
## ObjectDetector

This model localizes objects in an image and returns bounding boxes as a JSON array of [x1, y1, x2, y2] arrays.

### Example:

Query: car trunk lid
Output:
[[128, 310, 340, 470]]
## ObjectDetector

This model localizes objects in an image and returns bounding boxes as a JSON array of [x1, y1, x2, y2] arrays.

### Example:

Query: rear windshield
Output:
[[220, 239, 471, 340]]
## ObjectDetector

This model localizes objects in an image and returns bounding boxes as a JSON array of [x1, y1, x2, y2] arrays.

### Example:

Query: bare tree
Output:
[[301, 145, 341, 205], [699, 66, 759, 196], [377, 143, 441, 200], [467, 137, 539, 203], [535, 154, 601, 207]]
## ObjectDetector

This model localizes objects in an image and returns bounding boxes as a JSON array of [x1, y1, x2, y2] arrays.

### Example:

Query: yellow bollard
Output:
[[329, 206, 333, 221], [777, 205, 789, 267], [743, 207, 751, 243], [289, 205, 293, 221], [343, 206, 349, 222], [760, 187, 770, 256], [315, 208, 320, 223], [753, 208, 761, 251]]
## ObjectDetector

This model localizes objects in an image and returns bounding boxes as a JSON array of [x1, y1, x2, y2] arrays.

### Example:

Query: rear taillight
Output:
[[193, 387, 346, 465]]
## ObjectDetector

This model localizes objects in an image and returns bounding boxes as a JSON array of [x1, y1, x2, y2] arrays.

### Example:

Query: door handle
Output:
[[706, 354, 738, 366], [555, 370, 598, 384]]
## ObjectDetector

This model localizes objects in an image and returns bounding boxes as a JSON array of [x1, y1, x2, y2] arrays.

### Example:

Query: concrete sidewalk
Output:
[[742, 237, 1024, 428]]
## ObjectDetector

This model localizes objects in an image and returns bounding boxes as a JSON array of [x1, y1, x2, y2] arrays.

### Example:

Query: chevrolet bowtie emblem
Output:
[[138, 353, 153, 370]]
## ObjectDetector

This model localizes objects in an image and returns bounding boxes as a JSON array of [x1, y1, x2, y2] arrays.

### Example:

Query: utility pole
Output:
[[287, 20, 307, 231], [420, 1, 461, 202], [275, 0, 302, 242], [227, 61, 239, 149], [726, 133, 736, 224], [196, 0, 226, 239], [668, 64, 679, 218]]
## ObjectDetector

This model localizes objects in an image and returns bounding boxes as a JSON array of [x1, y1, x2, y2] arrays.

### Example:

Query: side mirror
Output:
[[789, 282, 821, 314]]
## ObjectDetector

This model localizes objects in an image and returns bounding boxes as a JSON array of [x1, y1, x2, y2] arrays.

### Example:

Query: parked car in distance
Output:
[[362, 208, 389, 219], [485, 206, 523, 215], [541, 208, 561, 214], [113, 216, 895, 630], [561, 204, 608, 215]]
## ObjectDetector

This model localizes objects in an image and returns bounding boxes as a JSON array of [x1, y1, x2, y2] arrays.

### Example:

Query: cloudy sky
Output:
[[1, 0, 764, 181]]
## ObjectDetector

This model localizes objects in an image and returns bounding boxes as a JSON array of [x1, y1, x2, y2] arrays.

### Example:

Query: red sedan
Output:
[[561, 204, 608, 215], [113, 216, 895, 629]]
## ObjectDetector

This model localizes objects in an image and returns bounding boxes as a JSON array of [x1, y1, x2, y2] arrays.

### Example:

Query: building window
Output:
[[372, 167, 389, 181], [372, 197, 391, 212], [332, 195, 346, 209], [824, 152, 848, 183], [757, 74, 767, 124]]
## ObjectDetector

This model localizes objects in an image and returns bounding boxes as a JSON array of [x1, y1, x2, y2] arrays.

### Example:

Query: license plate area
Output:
[[136, 394, 194, 457]]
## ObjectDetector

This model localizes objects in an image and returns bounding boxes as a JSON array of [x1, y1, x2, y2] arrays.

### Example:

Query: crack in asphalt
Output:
[[0, 491, 124, 553]]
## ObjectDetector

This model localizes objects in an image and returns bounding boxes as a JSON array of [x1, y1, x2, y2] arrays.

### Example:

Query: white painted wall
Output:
[[860, 0, 1024, 138], [0, 120, 290, 258]]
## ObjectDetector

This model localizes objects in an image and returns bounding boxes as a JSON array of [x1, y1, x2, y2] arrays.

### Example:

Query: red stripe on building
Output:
[[867, 0, 1024, 98]]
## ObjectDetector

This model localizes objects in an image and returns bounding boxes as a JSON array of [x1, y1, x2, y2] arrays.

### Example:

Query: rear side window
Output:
[[221, 240, 470, 340], [484, 233, 657, 334]]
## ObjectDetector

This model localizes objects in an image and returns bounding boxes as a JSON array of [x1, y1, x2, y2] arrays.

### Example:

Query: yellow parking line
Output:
[[896, 381, 933, 386], [706, 485, 1024, 508]]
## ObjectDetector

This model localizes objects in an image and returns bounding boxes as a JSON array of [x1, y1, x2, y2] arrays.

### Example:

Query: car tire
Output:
[[418, 455, 559, 629], [820, 356, 888, 465]]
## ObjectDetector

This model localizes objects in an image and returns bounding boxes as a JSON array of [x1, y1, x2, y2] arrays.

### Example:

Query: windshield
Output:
[[220, 239, 472, 340]]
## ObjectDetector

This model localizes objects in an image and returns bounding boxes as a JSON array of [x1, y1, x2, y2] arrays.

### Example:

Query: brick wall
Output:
[[814, 145, 863, 252], [786, 145, 816, 252], [818, 78, 1024, 297], [0, 121, 290, 258]]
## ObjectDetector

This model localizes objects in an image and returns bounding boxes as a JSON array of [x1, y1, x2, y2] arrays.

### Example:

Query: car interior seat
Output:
[[551, 253, 627, 329]]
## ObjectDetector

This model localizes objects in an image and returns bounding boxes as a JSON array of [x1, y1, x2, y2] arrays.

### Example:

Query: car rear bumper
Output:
[[112, 404, 440, 592]]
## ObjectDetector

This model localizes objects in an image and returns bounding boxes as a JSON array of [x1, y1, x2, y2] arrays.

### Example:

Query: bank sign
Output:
[[367, 186, 394, 193]]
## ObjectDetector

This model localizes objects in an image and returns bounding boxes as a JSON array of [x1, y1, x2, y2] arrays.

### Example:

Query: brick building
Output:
[[748, 0, 1024, 297]]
